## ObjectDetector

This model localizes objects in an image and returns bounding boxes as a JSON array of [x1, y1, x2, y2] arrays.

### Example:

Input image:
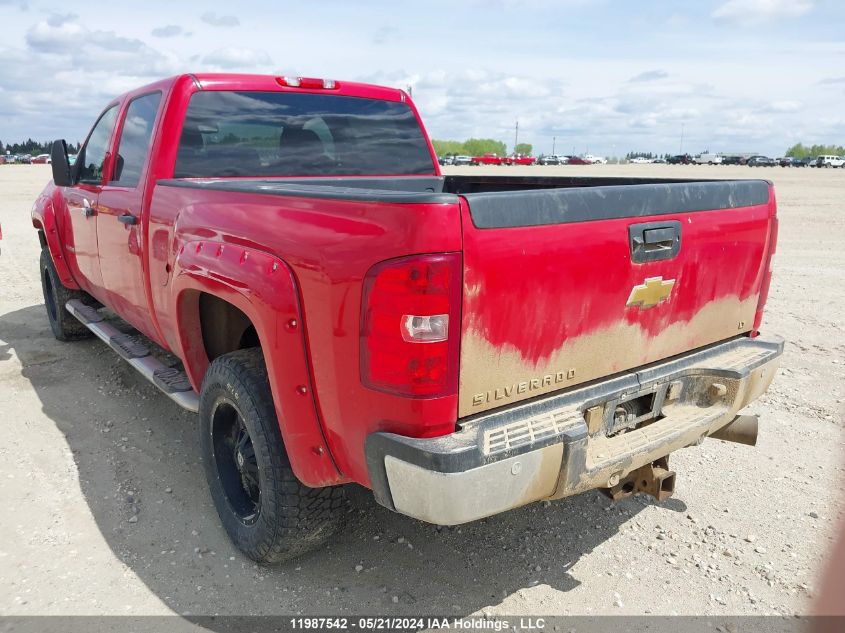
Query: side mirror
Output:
[[50, 140, 72, 187]]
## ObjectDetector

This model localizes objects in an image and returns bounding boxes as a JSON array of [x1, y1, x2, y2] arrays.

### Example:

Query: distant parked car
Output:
[[17, 154, 32, 164], [503, 154, 537, 166], [31, 154, 52, 164], [694, 153, 723, 165], [437, 155, 454, 166], [778, 157, 794, 167], [720, 156, 743, 165], [652, 157, 666, 164], [565, 155, 590, 165], [452, 155, 472, 166], [747, 156, 776, 167], [538, 155, 560, 165], [471, 153, 505, 166], [582, 154, 607, 164], [816, 155, 844, 168], [790, 156, 813, 167], [667, 154, 693, 165], [629, 157, 652, 164]]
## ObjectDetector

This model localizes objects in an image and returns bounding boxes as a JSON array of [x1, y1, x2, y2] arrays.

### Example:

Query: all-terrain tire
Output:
[[199, 348, 345, 563], [40, 248, 93, 342]]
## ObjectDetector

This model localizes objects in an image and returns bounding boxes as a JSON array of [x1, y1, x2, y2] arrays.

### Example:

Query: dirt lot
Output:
[[0, 163, 842, 618]]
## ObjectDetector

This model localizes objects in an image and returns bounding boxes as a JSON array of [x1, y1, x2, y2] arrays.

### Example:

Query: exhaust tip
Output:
[[709, 414, 759, 446]]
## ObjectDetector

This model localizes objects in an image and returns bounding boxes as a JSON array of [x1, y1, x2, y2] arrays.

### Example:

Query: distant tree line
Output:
[[1, 139, 81, 155], [432, 138, 532, 156], [626, 151, 660, 159], [785, 143, 845, 158]]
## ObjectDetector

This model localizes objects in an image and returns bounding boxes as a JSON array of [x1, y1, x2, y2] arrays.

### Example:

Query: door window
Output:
[[77, 105, 119, 184], [111, 92, 162, 187]]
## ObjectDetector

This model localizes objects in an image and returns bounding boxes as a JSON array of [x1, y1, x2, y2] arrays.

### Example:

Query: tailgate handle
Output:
[[629, 221, 681, 263]]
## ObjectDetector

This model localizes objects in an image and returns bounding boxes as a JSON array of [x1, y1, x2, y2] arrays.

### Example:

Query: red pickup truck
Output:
[[503, 154, 537, 166], [470, 153, 505, 166], [33, 73, 782, 563]]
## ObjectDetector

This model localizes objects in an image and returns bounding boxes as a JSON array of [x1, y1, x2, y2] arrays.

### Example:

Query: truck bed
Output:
[[159, 174, 775, 417]]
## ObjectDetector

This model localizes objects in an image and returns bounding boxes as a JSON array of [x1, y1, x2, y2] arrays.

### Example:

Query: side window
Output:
[[111, 92, 162, 187], [77, 105, 119, 184]]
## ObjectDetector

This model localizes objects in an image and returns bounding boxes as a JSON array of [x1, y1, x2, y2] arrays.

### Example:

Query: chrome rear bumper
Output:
[[366, 335, 783, 525]]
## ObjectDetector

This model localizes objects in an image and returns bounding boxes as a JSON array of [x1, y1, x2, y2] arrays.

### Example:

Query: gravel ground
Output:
[[0, 163, 842, 617]]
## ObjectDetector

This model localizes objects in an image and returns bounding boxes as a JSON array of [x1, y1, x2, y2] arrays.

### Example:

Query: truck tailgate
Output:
[[458, 180, 775, 416]]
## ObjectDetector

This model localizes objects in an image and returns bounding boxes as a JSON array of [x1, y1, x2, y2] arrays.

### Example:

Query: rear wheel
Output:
[[199, 348, 345, 563], [40, 248, 93, 341]]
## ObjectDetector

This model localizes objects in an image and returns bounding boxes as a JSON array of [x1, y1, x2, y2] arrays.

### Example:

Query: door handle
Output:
[[118, 213, 138, 226], [629, 221, 681, 263]]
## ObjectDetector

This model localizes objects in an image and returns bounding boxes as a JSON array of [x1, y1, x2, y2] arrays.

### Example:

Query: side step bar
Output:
[[65, 299, 199, 413]]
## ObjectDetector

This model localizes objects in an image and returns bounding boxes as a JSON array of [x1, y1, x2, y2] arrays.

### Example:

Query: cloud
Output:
[[24, 17, 178, 76], [201, 12, 240, 27], [628, 69, 669, 83], [26, 18, 153, 55], [201, 47, 272, 69], [46, 13, 76, 27], [819, 76, 845, 85], [151, 24, 183, 38], [712, 0, 814, 25], [762, 100, 802, 113]]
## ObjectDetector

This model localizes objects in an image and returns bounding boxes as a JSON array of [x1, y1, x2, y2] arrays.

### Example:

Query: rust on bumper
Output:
[[366, 335, 783, 525]]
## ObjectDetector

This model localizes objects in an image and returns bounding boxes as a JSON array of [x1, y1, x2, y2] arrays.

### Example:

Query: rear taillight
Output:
[[752, 212, 778, 336], [360, 253, 461, 398]]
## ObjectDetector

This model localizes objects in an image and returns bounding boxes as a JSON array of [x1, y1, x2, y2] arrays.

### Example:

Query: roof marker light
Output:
[[276, 76, 339, 90]]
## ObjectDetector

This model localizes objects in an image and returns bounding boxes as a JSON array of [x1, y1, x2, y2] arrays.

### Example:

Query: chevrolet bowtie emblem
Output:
[[626, 276, 676, 309]]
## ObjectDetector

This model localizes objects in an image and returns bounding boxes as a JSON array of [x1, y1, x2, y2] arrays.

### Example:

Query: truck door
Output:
[[97, 91, 163, 339], [61, 104, 119, 297]]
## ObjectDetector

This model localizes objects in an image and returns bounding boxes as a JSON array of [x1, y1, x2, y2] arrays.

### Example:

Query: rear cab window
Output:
[[174, 91, 435, 178]]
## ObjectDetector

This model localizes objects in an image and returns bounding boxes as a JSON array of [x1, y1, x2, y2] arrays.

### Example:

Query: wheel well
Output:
[[199, 293, 260, 362]]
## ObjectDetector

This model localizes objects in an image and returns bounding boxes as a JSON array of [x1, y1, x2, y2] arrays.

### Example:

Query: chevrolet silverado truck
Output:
[[33, 73, 783, 563]]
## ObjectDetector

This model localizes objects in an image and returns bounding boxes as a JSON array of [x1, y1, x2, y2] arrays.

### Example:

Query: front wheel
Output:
[[40, 248, 93, 341], [199, 348, 345, 563]]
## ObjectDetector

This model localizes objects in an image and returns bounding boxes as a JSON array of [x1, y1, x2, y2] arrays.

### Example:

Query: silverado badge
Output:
[[626, 276, 676, 309]]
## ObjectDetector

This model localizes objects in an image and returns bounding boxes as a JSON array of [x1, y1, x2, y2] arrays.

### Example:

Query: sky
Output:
[[0, 0, 843, 157]]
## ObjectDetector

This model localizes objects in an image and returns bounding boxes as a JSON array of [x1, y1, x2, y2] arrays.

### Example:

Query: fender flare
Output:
[[32, 197, 79, 289], [170, 240, 345, 487]]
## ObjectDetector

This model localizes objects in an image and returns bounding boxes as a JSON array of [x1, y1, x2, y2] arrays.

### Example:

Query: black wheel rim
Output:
[[211, 399, 261, 525], [43, 267, 57, 323]]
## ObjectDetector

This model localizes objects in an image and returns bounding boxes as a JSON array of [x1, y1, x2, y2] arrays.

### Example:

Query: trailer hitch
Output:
[[603, 456, 676, 502]]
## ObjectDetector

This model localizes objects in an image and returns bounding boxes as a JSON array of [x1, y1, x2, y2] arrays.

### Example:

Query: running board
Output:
[[65, 299, 199, 413]]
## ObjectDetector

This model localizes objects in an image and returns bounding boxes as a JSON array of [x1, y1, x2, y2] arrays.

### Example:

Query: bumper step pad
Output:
[[65, 299, 199, 412]]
